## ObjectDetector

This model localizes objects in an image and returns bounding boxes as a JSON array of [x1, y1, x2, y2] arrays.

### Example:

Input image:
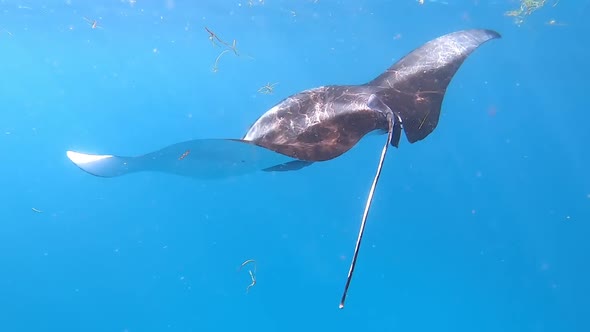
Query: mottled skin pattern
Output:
[[243, 29, 501, 162], [244, 86, 388, 161]]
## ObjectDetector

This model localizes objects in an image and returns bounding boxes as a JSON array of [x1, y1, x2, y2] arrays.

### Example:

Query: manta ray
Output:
[[66, 29, 501, 309]]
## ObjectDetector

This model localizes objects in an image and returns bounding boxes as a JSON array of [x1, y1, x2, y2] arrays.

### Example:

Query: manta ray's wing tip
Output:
[[66, 150, 126, 178], [478, 29, 502, 41], [477, 28, 501, 38], [66, 150, 114, 165]]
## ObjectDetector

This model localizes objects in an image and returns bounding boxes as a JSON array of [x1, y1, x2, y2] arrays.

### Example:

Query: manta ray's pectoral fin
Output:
[[368, 29, 501, 144], [367, 94, 402, 147], [66, 138, 299, 179]]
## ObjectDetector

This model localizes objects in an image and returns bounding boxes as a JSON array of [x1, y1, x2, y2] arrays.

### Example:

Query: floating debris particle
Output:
[[205, 27, 242, 73], [83, 17, 102, 29], [178, 150, 190, 160], [239, 259, 257, 293], [258, 82, 278, 95], [212, 49, 231, 73]]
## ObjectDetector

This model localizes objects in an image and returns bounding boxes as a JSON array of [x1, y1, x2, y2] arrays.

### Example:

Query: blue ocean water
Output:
[[1, 0, 588, 331]]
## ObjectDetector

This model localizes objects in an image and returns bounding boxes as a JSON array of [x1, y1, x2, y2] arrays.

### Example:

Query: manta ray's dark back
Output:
[[368, 29, 501, 144], [241, 29, 501, 163]]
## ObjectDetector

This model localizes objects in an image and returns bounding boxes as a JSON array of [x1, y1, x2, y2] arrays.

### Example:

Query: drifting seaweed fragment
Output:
[[504, 0, 560, 25], [205, 27, 242, 72], [239, 259, 257, 293], [258, 82, 278, 95]]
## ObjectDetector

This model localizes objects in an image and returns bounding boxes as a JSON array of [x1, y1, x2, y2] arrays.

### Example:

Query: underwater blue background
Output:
[[1, 0, 589, 331]]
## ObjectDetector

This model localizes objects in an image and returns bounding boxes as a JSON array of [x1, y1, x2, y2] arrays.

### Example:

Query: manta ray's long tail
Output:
[[338, 29, 501, 309], [366, 29, 501, 145]]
